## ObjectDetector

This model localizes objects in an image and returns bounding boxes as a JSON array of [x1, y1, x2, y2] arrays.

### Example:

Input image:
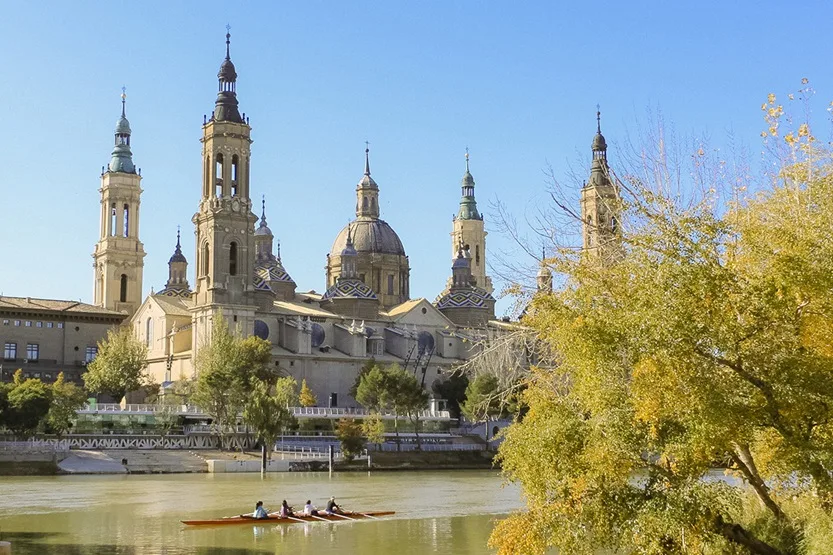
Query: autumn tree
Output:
[[490, 92, 833, 555], [299, 379, 317, 407], [361, 413, 386, 449], [46, 372, 87, 436], [83, 326, 149, 402]]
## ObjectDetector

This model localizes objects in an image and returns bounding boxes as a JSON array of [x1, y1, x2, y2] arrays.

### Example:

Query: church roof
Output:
[[435, 287, 495, 310], [321, 279, 378, 301], [253, 259, 295, 291], [331, 218, 406, 256], [150, 295, 192, 317], [0, 296, 125, 317]]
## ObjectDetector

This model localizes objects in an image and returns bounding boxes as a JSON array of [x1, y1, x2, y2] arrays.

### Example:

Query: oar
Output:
[[330, 512, 355, 521], [308, 514, 330, 522], [285, 515, 307, 523], [345, 509, 380, 520]]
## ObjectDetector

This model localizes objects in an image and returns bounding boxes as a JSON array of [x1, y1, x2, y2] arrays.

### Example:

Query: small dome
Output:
[[254, 222, 272, 237], [435, 287, 494, 310], [115, 115, 131, 135], [108, 146, 135, 173], [169, 250, 187, 264], [461, 170, 475, 187], [358, 174, 378, 189], [322, 279, 378, 301], [592, 132, 607, 152], [218, 58, 237, 82], [331, 219, 406, 257]]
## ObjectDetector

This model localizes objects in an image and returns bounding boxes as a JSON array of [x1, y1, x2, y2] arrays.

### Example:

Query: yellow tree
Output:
[[299, 379, 317, 407], [491, 95, 833, 555]]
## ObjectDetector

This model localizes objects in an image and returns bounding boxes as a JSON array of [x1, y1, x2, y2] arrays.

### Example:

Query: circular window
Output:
[[253, 320, 269, 340], [311, 323, 325, 348], [421, 307, 427, 314]]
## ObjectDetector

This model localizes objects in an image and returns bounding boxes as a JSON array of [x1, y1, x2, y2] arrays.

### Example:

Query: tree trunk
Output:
[[261, 442, 267, 474], [394, 416, 400, 452], [731, 445, 787, 521], [412, 415, 421, 451], [713, 514, 784, 555]]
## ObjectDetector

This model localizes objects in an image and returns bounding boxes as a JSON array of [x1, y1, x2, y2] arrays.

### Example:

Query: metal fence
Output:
[[0, 440, 70, 454]]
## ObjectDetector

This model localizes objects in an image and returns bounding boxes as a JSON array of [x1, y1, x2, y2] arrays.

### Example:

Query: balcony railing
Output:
[[79, 404, 452, 420]]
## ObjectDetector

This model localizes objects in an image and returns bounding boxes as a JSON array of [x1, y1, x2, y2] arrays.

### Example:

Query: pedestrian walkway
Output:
[[58, 450, 127, 474]]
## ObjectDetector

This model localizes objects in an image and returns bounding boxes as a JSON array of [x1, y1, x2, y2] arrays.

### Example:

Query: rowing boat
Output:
[[182, 511, 395, 526]]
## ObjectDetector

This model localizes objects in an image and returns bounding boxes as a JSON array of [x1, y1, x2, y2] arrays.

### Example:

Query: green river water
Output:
[[0, 470, 523, 554]]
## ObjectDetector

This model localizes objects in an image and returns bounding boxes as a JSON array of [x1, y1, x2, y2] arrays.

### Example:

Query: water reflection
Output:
[[0, 471, 519, 555]]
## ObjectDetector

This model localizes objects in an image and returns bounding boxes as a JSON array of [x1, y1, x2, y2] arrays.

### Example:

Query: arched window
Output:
[[202, 243, 210, 276], [110, 203, 117, 236], [215, 153, 224, 197], [231, 155, 239, 197], [229, 242, 238, 276], [146, 317, 153, 347], [362, 197, 368, 210], [475, 245, 480, 266], [123, 204, 129, 237], [119, 274, 128, 303]]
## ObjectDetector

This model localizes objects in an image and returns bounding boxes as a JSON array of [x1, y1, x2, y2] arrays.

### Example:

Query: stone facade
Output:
[[0, 296, 125, 384]]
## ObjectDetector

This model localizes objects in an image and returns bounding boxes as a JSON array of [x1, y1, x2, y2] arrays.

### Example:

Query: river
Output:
[[0, 470, 523, 554]]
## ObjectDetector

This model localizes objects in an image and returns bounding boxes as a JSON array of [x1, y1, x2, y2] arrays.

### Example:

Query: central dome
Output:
[[331, 218, 406, 256]]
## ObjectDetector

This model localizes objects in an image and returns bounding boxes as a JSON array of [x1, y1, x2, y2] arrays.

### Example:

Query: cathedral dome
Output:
[[115, 115, 131, 135], [331, 218, 406, 257]]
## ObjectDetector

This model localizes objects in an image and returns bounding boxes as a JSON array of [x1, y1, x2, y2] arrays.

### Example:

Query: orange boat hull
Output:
[[182, 511, 395, 526]]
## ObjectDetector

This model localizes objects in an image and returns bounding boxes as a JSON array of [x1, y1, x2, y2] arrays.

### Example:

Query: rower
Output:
[[325, 497, 342, 515], [279, 500, 295, 518], [241, 501, 270, 520], [303, 500, 319, 516]]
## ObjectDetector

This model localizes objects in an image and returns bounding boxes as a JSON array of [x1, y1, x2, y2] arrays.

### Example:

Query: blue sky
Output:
[[1, 1, 830, 315]]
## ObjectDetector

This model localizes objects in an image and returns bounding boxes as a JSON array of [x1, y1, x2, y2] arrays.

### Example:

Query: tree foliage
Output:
[[461, 374, 505, 422], [191, 314, 274, 449], [361, 413, 386, 448], [83, 325, 149, 401], [6, 370, 52, 438], [491, 97, 833, 554], [432, 372, 468, 419], [335, 418, 365, 462], [46, 372, 87, 436], [243, 377, 297, 468], [299, 379, 317, 407], [356, 364, 428, 450]]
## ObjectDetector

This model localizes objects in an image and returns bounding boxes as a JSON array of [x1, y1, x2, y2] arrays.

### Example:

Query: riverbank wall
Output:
[[287, 450, 497, 472]]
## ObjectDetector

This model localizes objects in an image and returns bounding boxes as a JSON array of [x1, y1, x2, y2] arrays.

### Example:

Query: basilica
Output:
[[89, 33, 617, 406]]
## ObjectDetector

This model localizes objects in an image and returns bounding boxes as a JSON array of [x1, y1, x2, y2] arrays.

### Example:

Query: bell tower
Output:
[[191, 29, 257, 349], [450, 149, 492, 293], [92, 90, 146, 316], [580, 108, 620, 258]]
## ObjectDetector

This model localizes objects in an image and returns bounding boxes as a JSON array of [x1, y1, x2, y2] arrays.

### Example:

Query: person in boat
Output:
[[279, 500, 295, 518], [325, 497, 342, 515], [241, 501, 270, 519], [303, 500, 319, 516]]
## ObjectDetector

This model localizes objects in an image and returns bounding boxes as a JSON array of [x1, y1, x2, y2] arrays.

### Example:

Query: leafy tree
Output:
[[461, 374, 504, 422], [361, 413, 386, 449], [299, 379, 317, 407], [83, 326, 149, 401], [6, 370, 52, 438], [243, 377, 298, 471], [432, 372, 468, 419], [0, 382, 9, 431], [46, 372, 87, 436], [387, 366, 429, 450], [192, 314, 273, 449], [490, 103, 833, 554], [355, 364, 390, 413], [350, 357, 376, 399], [335, 418, 364, 462]]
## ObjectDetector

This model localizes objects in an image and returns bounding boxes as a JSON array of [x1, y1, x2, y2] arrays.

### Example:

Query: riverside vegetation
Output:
[[485, 84, 833, 555]]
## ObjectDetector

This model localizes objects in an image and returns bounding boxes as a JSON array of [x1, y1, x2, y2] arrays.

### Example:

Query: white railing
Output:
[[79, 404, 452, 421], [370, 442, 485, 452], [290, 407, 452, 420], [183, 424, 249, 434]]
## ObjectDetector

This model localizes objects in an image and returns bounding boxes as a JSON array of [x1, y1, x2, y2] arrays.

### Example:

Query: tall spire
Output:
[[592, 105, 607, 160], [213, 26, 243, 123], [108, 88, 135, 174], [457, 147, 480, 220], [356, 143, 380, 218], [364, 141, 371, 176], [261, 194, 267, 224]]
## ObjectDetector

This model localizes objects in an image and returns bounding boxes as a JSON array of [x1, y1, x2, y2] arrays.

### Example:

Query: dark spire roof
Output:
[[169, 226, 187, 264], [358, 142, 378, 189], [458, 147, 481, 220], [592, 105, 607, 153], [108, 87, 136, 174], [213, 26, 243, 124], [255, 195, 273, 236]]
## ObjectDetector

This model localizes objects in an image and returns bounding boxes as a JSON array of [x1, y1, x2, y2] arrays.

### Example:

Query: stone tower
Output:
[[92, 91, 146, 316], [191, 30, 257, 350], [536, 246, 552, 293], [450, 150, 492, 293], [580, 109, 620, 257]]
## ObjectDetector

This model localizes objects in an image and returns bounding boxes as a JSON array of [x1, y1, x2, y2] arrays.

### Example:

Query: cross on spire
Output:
[[121, 86, 127, 117], [225, 24, 231, 59], [596, 104, 601, 134], [364, 141, 371, 176], [465, 146, 470, 173]]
